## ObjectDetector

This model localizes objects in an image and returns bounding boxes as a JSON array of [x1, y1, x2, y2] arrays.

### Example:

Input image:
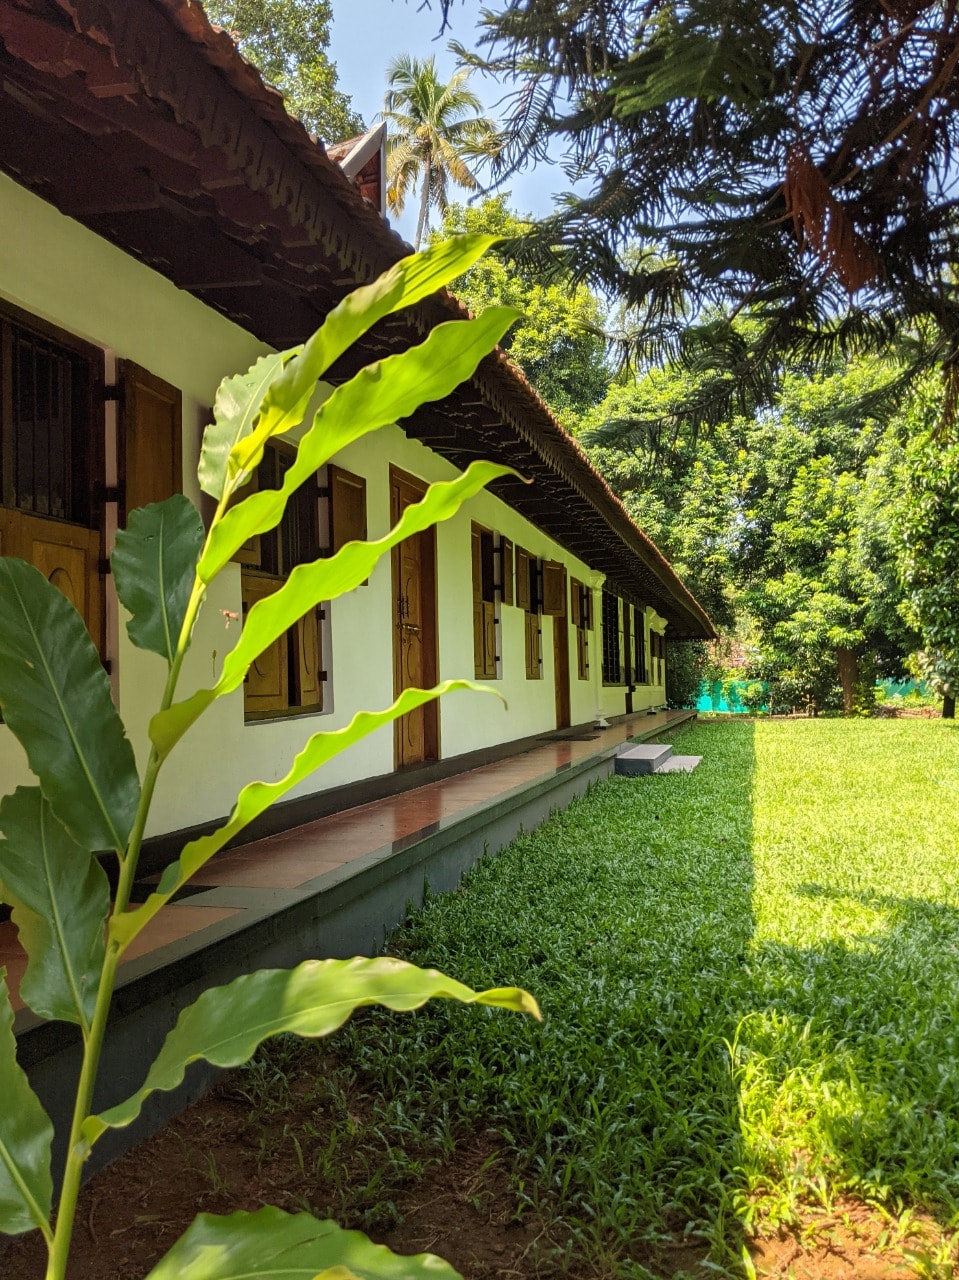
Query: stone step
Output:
[[654, 754, 702, 774], [615, 742, 674, 776]]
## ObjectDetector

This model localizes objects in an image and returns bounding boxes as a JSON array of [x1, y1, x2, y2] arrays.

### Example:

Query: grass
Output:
[[244, 718, 959, 1277]]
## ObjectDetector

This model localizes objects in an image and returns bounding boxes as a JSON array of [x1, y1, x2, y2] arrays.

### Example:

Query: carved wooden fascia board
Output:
[[50, 0, 379, 280]]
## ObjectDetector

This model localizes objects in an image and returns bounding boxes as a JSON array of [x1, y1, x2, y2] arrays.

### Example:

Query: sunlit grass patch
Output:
[[249, 718, 959, 1276], [739, 720, 959, 1240]]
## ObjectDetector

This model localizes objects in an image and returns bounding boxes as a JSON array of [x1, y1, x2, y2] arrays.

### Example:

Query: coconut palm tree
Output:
[[382, 54, 499, 250]]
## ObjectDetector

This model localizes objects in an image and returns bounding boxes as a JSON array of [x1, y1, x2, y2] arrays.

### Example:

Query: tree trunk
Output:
[[836, 646, 858, 715], [944, 694, 956, 719], [414, 161, 431, 251]]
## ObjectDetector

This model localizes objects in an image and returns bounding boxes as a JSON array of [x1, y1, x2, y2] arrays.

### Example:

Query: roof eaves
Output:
[[113, 0, 715, 638]]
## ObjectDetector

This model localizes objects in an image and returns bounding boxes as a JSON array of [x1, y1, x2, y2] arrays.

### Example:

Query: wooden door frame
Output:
[[389, 466, 439, 767], [623, 605, 634, 714], [553, 611, 571, 730]]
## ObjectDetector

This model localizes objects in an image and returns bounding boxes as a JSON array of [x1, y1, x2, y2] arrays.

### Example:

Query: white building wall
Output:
[[1, 175, 655, 836]]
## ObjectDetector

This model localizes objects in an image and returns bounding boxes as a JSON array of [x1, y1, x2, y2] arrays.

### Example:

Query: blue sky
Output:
[[327, 0, 567, 239]]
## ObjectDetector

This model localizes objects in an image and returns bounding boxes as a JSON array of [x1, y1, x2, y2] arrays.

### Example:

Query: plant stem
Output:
[[44, 576, 208, 1280]]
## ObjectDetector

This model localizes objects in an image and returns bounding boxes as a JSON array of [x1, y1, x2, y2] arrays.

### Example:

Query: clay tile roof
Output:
[[0, 0, 714, 639]]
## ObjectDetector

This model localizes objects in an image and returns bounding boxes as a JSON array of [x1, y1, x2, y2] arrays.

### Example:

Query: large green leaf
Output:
[[154, 462, 514, 756], [85, 957, 539, 1143], [197, 236, 498, 502], [197, 352, 290, 500], [143, 1207, 462, 1280], [226, 235, 501, 490], [0, 977, 53, 1239], [200, 306, 520, 582], [111, 495, 205, 663], [117, 680, 502, 948], [0, 559, 140, 855], [0, 788, 109, 1031]]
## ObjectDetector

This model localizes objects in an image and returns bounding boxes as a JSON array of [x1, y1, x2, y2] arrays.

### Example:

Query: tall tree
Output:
[[202, 0, 363, 142], [435, 197, 611, 427], [582, 359, 747, 630], [894, 383, 959, 719], [446, 0, 959, 425], [382, 54, 500, 250], [582, 351, 915, 711]]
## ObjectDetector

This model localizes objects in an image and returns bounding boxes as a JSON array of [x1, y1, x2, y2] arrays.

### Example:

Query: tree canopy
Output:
[[383, 55, 500, 250], [202, 0, 363, 142], [895, 383, 959, 717], [582, 350, 917, 712], [434, 197, 611, 427], [444, 0, 959, 425], [425, 0, 958, 714]]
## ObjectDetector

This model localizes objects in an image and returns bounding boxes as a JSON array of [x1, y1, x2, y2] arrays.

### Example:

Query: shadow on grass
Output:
[[334, 718, 761, 1276], [247, 719, 959, 1277]]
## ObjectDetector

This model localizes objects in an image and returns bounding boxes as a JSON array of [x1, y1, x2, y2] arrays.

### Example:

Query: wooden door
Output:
[[553, 611, 571, 730], [390, 469, 438, 768]]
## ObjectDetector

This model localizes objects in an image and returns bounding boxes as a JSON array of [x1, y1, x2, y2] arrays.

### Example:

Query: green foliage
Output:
[[583, 351, 917, 709], [383, 55, 500, 250], [580, 338, 758, 630], [143, 1206, 460, 1280], [200, 0, 363, 142], [462, 0, 959, 429], [0, 789, 109, 1029], [434, 197, 611, 429], [664, 639, 707, 708], [0, 557, 140, 854], [112, 496, 205, 663], [199, 309, 518, 579], [0, 986, 53, 1240], [895, 383, 959, 711], [275, 718, 959, 1274], [198, 235, 503, 505], [85, 958, 537, 1144], [0, 238, 538, 1278]]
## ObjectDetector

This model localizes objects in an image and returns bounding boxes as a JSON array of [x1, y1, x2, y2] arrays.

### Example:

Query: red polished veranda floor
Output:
[[2, 710, 691, 1016]]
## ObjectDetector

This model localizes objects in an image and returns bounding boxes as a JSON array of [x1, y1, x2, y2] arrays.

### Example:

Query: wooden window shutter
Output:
[[498, 536, 514, 605], [570, 577, 582, 627], [483, 602, 496, 677], [329, 464, 367, 552], [583, 586, 594, 631], [516, 546, 531, 612], [541, 560, 566, 617], [119, 361, 182, 520], [471, 525, 485, 678], [0, 508, 14, 559], [14, 511, 103, 652], [635, 608, 647, 682], [241, 573, 289, 714], [292, 607, 323, 710], [231, 458, 261, 566], [524, 611, 540, 680], [577, 628, 589, 680], [471, 524, 496, 678]]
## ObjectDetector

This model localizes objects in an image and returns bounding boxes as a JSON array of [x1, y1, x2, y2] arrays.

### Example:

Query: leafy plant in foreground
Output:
[[0, 235, 540, 1280]]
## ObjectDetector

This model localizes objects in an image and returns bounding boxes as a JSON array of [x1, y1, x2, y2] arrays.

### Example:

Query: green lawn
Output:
[[260, 719, 959, 1276]]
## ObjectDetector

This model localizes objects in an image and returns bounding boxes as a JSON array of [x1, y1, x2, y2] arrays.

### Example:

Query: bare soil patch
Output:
[[1, 1068, 951, 1279]]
